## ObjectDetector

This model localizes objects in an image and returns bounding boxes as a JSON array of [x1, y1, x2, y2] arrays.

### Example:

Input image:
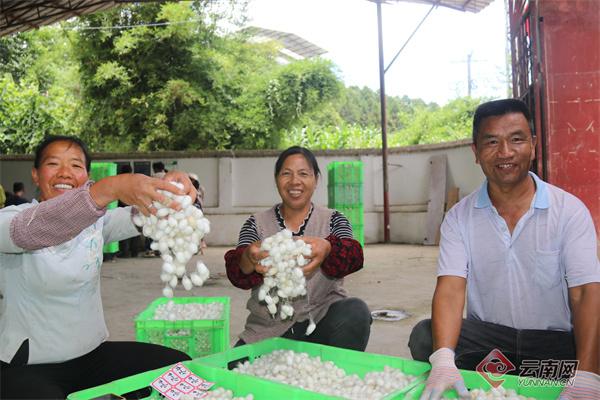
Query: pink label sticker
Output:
[[176, 381, 194, 394], [165, 388, 183, 400], [173, 363, 191, 379], [150, 364, 214, 400], [185, 375, 202, 385], [151, 377, 171, 392], [198, 381, 215, 391], [164, 371, 182, 385]]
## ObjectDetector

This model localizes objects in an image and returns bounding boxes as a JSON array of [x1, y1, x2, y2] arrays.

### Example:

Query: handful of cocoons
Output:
[[132, 181, 210, 298], [257, 230, 312, 323], [233, 349, 416, 399]]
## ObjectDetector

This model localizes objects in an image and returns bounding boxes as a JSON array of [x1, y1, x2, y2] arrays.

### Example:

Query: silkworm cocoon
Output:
[[150, 242, 159, 251], [158, 241, 169, 254], [296, 255, 307, 267], [293, 268, 304, 278], [173, 266, 185, 278], [169, 275, 178, 288], [132, 214, 145, 227], [264, 295, 273, 305], [190, 272, 204, 287], [182, 275, 193, 291], [156, 207, 170, 218], [258, 288, 267, 301], [162, 262, 175, 274], [282, 304, 294, 316], [305, 319, 316, 336], [142, 225, 153, 237], [162, 286, 174, 298], [267, 303, 277, 315], [175, 252, 187, 264], [180, 195, 192, 208], [160, 273, 172, 283]]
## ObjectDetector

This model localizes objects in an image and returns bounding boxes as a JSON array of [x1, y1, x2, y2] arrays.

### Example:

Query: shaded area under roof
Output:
[[242, 26, 327, 59], [376, 0, 494, 13], [0, 0, 128, 37]]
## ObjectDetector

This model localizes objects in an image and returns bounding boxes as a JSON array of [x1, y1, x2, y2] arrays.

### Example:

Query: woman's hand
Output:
[[300, 236, 331, 277], [90, 173, 188, 216], [163, 170, 197, 202], [240, 241, 269, 275]]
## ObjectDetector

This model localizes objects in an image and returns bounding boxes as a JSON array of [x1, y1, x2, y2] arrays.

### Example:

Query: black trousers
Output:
[[408, 319, 576, 373], [236, 297, 372, 352], [0, 341, 190, 399]]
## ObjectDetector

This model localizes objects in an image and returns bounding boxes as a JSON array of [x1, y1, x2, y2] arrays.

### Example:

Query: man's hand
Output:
[[420, 348, 469, 400], [299, 236, 331, 277], [559, 370, 600, 400]]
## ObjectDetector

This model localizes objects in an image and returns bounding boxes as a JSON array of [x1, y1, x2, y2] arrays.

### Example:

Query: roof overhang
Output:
[[371, 0, 494, 13], [0, 0, 132, 37], [242, 26, 327, 59]]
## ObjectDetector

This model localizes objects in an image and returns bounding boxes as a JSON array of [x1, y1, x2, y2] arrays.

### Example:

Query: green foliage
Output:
[[0, 1, 485, 154], [0, 74, 77, 154], [0, 34, 35, 83], [282, 95, 482, 149]]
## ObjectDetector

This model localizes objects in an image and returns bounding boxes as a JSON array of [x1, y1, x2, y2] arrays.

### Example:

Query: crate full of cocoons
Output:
[[409, 368, 564, 400], [195, 337, 432, 399], [134, 297, 230, 358], [67, 359, 323, 400]]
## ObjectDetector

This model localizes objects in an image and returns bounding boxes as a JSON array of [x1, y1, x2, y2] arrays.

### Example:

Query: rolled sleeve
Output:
[[437, 208, 469, 278]]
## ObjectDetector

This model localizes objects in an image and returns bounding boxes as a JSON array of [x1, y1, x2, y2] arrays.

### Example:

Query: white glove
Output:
[[420, 347, 469, 400], [559, 370, 600, 400]]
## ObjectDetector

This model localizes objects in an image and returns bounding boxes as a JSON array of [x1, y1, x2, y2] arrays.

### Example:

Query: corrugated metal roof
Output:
[[373, 0, 495, 13], [242, 26, 327, 59], [0, 0, 126, 37]]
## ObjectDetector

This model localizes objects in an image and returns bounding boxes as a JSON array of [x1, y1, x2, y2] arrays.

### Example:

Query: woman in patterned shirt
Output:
[[225, 146, 371, 350]]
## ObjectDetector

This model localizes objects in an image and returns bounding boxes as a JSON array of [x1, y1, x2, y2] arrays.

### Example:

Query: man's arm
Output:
[[569, 282, 600, 374], [432, 276, 467, 350]]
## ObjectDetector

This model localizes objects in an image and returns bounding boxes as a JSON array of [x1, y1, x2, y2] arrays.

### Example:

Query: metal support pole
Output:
[[376, 0, 391, 243]]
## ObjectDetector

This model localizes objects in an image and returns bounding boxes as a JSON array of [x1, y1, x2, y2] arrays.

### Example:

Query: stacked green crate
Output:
[[327, 161, 364, 246], [90, 162, 118, 254]]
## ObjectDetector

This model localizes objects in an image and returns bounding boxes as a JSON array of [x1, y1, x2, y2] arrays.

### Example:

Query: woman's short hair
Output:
[[274, 146, 321, 178], [472, 99, 533, 144], [34, 135, 92, 172]]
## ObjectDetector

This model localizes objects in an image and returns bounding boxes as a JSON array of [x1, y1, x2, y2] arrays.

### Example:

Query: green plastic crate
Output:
[[135, 297, 230, 358], [327, 161, 363, 185], [67, 360, 328, 400], [90, 162, 119, 254], [327, 183, 363, 207], [195, 337, 431, 399], [405, 369, 563, 399]]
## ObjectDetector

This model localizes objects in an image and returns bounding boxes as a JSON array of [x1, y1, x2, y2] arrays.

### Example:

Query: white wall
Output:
[[0, 140, 484, 245]]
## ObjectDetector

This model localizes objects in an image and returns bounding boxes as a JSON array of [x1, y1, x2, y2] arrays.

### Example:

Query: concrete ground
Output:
[[102, 244, 439, 359]]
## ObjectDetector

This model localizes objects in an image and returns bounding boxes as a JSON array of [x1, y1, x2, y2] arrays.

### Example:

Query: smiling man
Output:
[[408, 99, 600, 400]]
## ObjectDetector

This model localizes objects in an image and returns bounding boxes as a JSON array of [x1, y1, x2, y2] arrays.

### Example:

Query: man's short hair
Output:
[[472, 99, 533, 144], [13, 182, 24, 193]]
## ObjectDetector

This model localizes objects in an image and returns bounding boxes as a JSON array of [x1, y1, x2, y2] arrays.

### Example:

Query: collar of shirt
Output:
[[475, 171, 550, 210]]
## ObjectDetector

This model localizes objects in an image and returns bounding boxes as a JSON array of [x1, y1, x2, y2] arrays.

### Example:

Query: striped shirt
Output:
[[238, 204, 354, 246]]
